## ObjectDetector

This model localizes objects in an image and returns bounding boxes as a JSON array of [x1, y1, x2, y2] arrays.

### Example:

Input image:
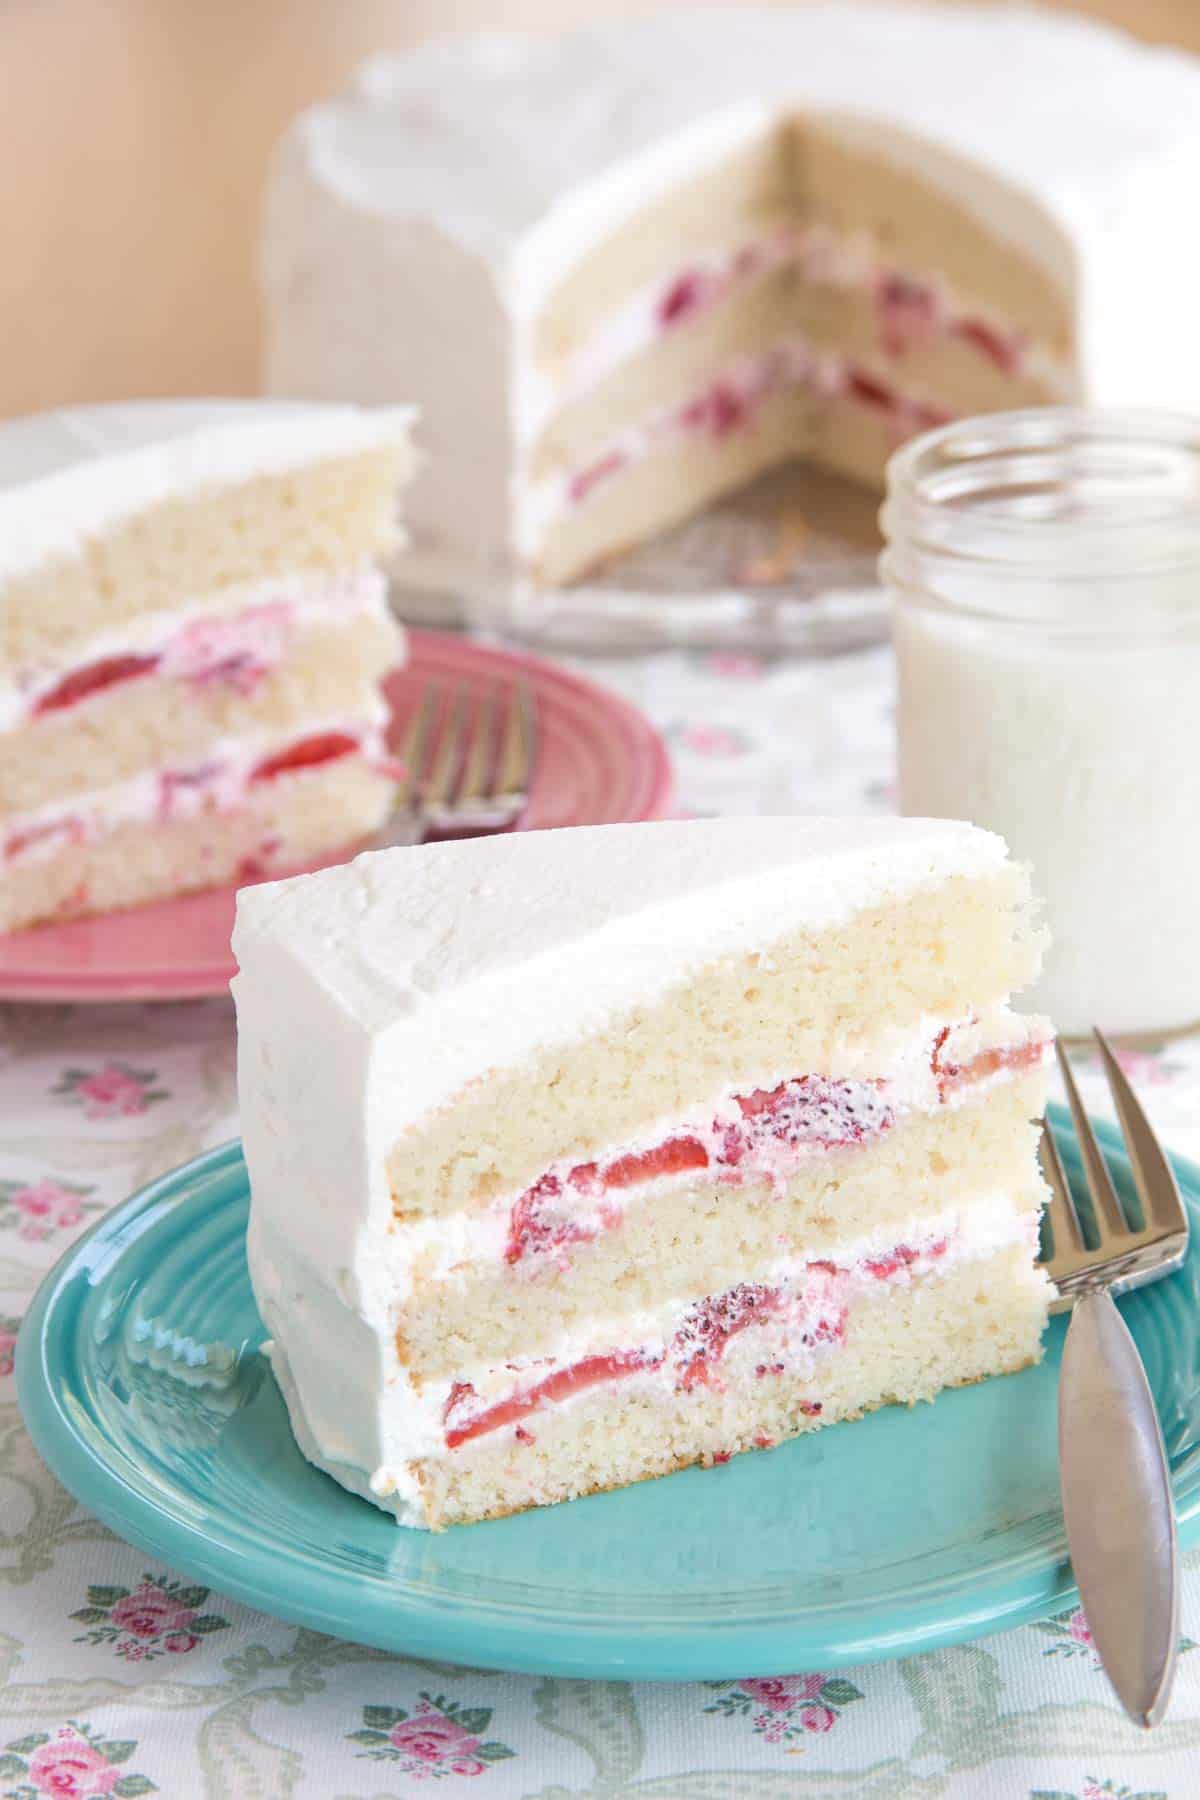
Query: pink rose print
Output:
[[671, 722, 750, 758], [798, 1704, 837, 1733], [0, 1721, 156, 1798], [27, 1737, 121, 1798], [111, 1584, 194, 1641], [1112, 1046, 1178, 1089], [50, 1063, 167, 1120], [348, 1693, 516, 1778], [739, 1674, 825, 1712], [1032, 1781, 1173, 1800], [390, 1715, 479, 1764], [0, 1178, 99, 1243], [71, 1574, 228, 1663], [705, 652, 766, 680], [1068, 1608, 1094, 1646], [0, 1320, 17, 1380], [706, 1672, 863, 1745], [1037, 1604, 1195, 1670]]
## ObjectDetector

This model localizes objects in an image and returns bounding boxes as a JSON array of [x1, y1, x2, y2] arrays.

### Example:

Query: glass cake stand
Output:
[[395, 463, 887, 656]]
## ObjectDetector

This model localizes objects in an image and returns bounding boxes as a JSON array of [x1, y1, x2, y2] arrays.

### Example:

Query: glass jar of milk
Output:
[[882, 409, 1200, 1040]]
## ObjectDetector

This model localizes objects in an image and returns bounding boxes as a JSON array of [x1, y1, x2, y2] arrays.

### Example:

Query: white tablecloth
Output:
[[4, 644, 1200, 1799]]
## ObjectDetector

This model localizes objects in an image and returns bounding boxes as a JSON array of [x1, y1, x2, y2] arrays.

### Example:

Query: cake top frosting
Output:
[[0, 399, 415, 584], [234, 814, 1010, 1046], [276, 3, 1200, 313]]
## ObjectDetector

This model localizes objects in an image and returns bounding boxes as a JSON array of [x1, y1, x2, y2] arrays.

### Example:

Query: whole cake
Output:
[[263, 5, 1200, 599], [0, 400, 414, 932], [234, 817, 1054, 1530]]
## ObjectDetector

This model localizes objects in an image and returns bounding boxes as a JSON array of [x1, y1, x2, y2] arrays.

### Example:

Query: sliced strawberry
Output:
[[936, 1037, 1046, 1098], [601, 1135, 708, 1191], [847, 368, 896, 412], [954, 316, 1022, 374], [505, 1173, 594, 1266], [249, 731, 359, 784], [443, 1348, 660, 1449], [34, 653, 160, 716], [4, 814, 84, 863], [567, 449, 626, 506], [708, 382, 747, 437], [657, 271, 704, 329], [672, 1281, 784, 1390]]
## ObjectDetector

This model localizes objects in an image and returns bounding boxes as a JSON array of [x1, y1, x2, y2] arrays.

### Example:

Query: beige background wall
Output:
[[3, 0, 1196, 420]]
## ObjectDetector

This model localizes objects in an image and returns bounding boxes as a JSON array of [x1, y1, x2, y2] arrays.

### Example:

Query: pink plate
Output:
[[0, 630, 673, 1002]]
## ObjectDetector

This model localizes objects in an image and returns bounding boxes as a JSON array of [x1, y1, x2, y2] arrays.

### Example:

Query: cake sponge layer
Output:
[[0, 755, 393, 933], [385, 863, 1041, 1219], [0, 447, 410, 675], [400, 1243, 1050, 1527]]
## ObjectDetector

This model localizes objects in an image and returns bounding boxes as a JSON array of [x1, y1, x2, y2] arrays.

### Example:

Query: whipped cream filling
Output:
[[438, 1195, 1043, 1439], [1, 707, 394, 868], [0, 563, 389, 734], [389, 1005, 1051, 1285], [515, 221, 1075, 447]]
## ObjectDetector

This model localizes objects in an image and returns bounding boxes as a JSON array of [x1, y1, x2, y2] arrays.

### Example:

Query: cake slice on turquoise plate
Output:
[[232, 816, 1054, 1529]]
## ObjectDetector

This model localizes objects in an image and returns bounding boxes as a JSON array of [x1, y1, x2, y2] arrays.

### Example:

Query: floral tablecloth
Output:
[[5, 642, 1200, 1800]]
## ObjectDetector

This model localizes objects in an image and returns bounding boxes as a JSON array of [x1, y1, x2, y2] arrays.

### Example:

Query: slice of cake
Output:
[[0, 400, 415, 932], [263, 6, 1200, 601], [234, 816, 1054, 1530]]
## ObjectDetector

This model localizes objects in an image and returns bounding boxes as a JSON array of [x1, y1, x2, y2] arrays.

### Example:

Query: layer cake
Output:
[[234, 816, 1054, 1528], [263, 5, 1200, 595], [0, 400, 415, 931]]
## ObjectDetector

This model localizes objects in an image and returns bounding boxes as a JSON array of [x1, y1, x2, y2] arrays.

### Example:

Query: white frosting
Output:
[[0, 398, 415, 585], [263, 6, 1200, 591], [234, 814, 1026, 1526]]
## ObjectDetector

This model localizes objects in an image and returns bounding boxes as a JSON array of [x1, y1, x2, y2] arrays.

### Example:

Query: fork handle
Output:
[[1058, 1287, 1179, 1727]]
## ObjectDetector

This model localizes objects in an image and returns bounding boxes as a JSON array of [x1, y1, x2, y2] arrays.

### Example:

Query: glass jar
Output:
[[881, 408, 1200, 1040]]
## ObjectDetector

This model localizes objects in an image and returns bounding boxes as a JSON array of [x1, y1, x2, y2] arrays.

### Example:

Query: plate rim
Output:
[[17, 1108, 1200, 1680], [0, 628, 674, 1005]]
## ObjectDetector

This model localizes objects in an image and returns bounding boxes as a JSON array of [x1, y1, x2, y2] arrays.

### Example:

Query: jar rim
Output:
[[887, 407, 1200, 527], [882, 406, 1200, 580], [881, 407, 1200, 632]]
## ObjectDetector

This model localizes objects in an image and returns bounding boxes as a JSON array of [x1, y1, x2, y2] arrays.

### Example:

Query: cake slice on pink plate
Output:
[[233, 815, 1054, 1529], [0, 399, 415, 932]]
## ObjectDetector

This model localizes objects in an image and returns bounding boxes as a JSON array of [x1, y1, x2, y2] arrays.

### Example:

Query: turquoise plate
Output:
[[17, 1105, 1200, 1680]]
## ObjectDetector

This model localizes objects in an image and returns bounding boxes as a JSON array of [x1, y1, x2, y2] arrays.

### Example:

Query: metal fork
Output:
[[378, 680, 535, 847], [1040, 1031, 1190, 1729]]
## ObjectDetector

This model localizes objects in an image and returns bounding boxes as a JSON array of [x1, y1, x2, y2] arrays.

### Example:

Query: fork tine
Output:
[[1094, 1029, 1186, 1235], [395, 681, 439, 809], [456, 690, 496, 809], [425, 685, 469, 808], [1039, 1114, 1085, 1256], [495, 681, 534, 805], [1056, 1038, 1130, 1242]]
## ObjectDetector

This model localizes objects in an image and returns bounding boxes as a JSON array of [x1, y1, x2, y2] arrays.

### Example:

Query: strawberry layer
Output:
[[520, 220, 1069, 444], [538, 333, 956, 525], [503, 1034, 1047, 1270], [0, 563, 388, 735], [442, 1217, 978, 1450], [1, 718, 400, 868]]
